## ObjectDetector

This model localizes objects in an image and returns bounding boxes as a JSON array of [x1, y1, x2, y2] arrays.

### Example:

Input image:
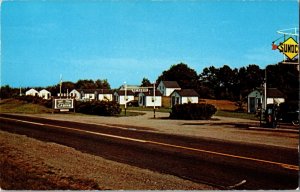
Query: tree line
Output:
[[1, 63, 299, 102], [153, 63, 299, 102], [0, 79, 111, 99]]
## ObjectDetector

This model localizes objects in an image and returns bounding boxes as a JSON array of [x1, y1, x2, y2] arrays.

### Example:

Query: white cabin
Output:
[[157, 81, 181, 96], [138, 90, 162, 107], [170, 89, 199, 107], [39, 89, 51, 100], [25, 88, 39, 97]]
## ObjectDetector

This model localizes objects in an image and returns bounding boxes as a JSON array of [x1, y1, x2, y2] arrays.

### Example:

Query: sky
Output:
[[1, 0, 299, 89]]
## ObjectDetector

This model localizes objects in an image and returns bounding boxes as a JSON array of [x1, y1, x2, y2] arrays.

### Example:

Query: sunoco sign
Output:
[[277, 37, 299, 60]]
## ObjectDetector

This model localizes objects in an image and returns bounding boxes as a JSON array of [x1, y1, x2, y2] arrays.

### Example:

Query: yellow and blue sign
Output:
[[277, 37, 298, 60]]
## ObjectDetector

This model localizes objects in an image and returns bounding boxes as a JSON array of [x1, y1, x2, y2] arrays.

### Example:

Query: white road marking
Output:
[[0, 116, 298, 171]]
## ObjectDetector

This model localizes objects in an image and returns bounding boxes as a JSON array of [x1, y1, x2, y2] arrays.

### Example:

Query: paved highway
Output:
[[0, 113, 298, 190]]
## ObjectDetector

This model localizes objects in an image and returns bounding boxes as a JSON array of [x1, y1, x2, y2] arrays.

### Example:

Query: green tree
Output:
[[95, 79, 111, 89], [0, 85, 23, 99], [266, 64, 299, 101], [141, 77, 152, 87], [217, 65, 238, 99], [156, 63, 199, 89], [199, 66, 220, 99], [75, 79, 96, 89], [62, 81, 76, 92]]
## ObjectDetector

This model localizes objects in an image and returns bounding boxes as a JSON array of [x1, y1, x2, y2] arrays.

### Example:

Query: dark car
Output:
[[278, 102, 299, 126], [127, 100, 139, 107]]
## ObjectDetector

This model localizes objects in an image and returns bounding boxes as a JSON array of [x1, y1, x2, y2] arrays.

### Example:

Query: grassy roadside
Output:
[[0, 98, 257, 120], [0, 99, 145, 117], [0, 99, 53, 114]]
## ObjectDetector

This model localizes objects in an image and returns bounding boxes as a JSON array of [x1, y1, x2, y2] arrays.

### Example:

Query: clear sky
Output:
[[1, 0, 299, 89]]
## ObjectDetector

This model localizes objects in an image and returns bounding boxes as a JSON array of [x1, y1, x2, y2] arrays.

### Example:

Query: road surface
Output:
[[0, 113, 298, 190]]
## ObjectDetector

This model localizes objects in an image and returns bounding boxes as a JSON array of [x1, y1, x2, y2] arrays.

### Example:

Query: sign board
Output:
[[277, 37, 299, 60], [131, 88, 148, 93], [54, 99, 74, 110]]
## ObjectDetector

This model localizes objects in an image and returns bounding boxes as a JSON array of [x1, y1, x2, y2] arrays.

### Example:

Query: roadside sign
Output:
[[54, 99, 74, 110], [277, 37, 299, 60], [131, 88, 148, 93]]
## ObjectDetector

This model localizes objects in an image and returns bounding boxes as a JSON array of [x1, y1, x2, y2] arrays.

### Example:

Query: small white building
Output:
[[114, 90, 135, 105], [39, 89, 51, 100], [70, 89, 81, 100], [266, 88, 285, 105], [157, 81, 181, 96], [80, 89, 97, 101], [98, 89, 113, 101], [247, 90, 262, 113], [247, 88, 286, 113], [25, 88, 39, 97], [138, 90, 162, 107], [69, 89, 114, 101], [170, 89, 199, 107]]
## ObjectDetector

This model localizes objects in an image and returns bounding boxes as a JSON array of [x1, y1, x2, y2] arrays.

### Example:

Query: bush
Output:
[[170, 103, 217, 120], [76, 100, 121, 116]]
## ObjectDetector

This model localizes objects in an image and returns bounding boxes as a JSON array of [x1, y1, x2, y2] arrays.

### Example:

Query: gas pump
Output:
[[264, 104, 278, 128]]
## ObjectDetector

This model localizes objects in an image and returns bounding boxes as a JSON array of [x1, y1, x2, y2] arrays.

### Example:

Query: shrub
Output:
[[169, 103, 217, 120], [76, 100, 121, 116]]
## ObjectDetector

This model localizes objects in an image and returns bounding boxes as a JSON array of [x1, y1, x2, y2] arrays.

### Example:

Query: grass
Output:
[[0, 99, 145, 117], [125, 106, 171, 113], [118, 109, 146, 117], [215, 110, 258, 120], [0, 99, 53, 114], [0, 98, 257, 120]]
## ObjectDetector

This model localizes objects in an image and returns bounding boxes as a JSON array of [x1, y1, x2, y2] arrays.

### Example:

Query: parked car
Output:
[[127, 100, 139, 107], [278, 102, 299, 126]]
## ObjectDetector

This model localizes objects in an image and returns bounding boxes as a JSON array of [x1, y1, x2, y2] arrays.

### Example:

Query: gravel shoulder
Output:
[[0, 131, 214, 190]]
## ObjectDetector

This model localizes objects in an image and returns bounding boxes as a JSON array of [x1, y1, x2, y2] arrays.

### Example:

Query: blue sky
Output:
[[1, 0, 299, 89]]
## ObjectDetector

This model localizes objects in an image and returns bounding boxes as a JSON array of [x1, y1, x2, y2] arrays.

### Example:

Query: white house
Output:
[[114, 90, 135, 105], [25, 88, 39, 97], [98, 89, 113, 101], [70, 89, 81, 100], [138, 90, 162, 107], [170, 89, 199, 107], [39, 89, 51, 100], [157, 81, 181, 96], [247, 88, 286, 113]]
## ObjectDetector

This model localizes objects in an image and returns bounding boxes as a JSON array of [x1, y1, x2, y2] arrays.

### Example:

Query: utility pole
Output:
[[153, 82, 156, 119], [264, 67, 267, 111], [59, 74, 62, 99], [124, 82, 127, 116]]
